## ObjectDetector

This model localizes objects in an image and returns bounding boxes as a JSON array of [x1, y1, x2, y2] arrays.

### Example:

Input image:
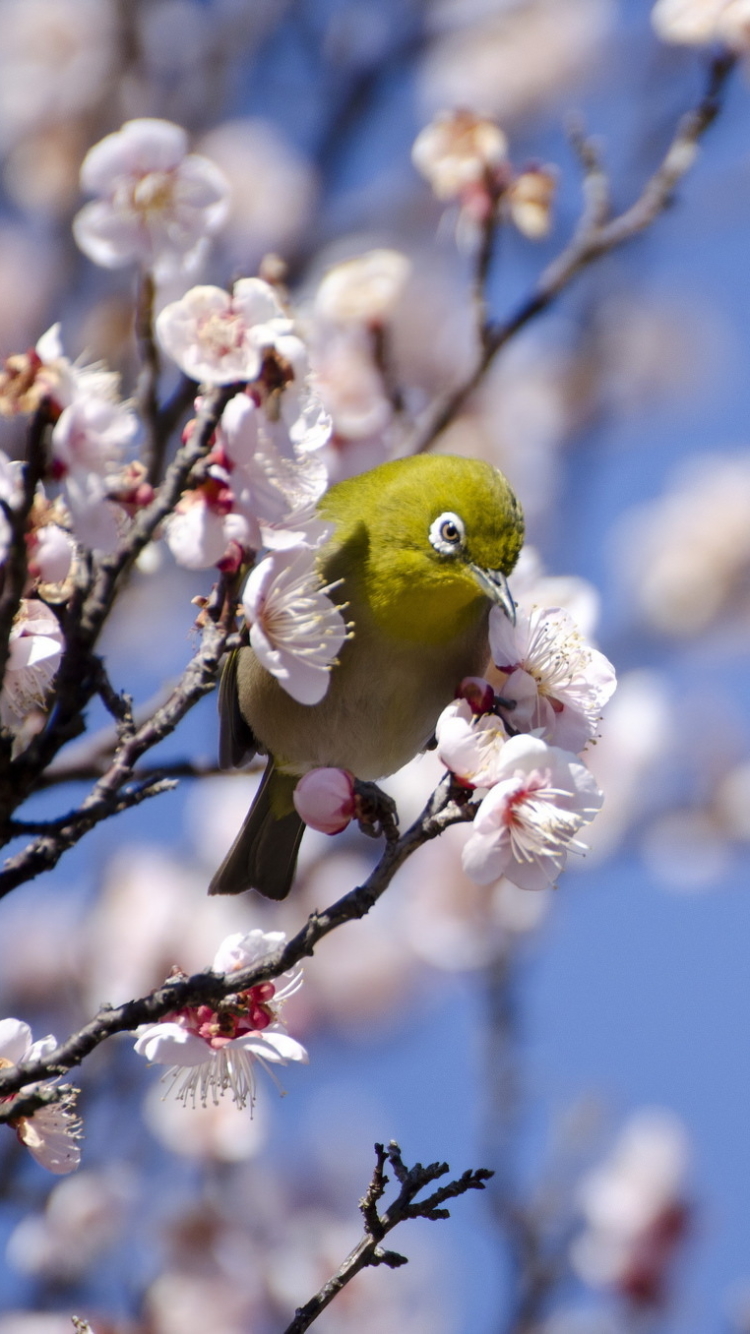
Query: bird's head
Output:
[[321, 454, 524, 645]]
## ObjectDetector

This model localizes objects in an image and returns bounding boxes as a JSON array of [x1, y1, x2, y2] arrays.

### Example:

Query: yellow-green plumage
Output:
[[209, 453, 524, 899]]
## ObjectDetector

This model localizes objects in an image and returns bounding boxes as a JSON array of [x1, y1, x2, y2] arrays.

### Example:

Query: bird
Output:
[[208, 452, 524, 899]]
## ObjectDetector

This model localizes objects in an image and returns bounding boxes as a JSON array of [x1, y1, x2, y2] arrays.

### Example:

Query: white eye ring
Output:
[[429, 511, 465, 556]]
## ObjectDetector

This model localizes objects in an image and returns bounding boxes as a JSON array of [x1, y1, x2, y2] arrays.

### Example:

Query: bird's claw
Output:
[[353, 780, 399, 843]]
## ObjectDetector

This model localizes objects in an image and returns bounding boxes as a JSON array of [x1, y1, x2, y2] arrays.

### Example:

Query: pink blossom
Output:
[[155, 279, 296, 385], [0, 1018, 82, 1175], [73, 118, 230, 276], [134, 929, 307, 1110], [435, 698, 510, 789], [461, 735, 603, 890], [0, 600, 64, 735], [490, 604, 617, 754], [293, 768, 356, 833], [241, 544, 348, 705]]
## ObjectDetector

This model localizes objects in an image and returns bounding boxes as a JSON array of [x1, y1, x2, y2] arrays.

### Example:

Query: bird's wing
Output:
[[218, 649, 259, 769]]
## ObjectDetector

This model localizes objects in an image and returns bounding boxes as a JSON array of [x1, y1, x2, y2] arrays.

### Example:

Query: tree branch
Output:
[[409, 51, 735, 455], [282, 1141, 493, 1334]]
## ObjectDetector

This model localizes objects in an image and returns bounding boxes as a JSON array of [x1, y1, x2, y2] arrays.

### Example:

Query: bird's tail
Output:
[[208, 762, 305, 899]]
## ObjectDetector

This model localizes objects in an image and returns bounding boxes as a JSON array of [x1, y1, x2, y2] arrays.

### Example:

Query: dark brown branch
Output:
[[0, 777, 476, 1103], [409, 51, 735, 455], [0, 401, 51, 694], [282, 1142, 493, 1334], [0, 580, 242, 895], [134, 272, 163, 486]]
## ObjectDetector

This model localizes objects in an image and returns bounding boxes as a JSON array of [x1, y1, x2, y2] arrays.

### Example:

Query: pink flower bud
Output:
[[456, 676, 495, 715], [293, 767, 356, 834]]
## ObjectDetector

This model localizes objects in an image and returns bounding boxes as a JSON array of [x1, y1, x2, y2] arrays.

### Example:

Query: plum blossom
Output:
[[412, 109, 508, 200], [651, 0, 750, 48], [241, 543, 348, 705], [490, 605, 617, 754], [461, 734, 604, 889], [314, 249, 411, 325], [506, 167, 557, 239], [134, 930, 308, 1110], [0, 1018, 82, 1174], [73, 118, 230, 277], [156, 279, 299, 386], [293, 768, 356, 833], [0, 600, 64, 735], [571, 1109, 690, 1306], [0, 449, 21, 563], [436, 698, 510, 788], [165, 392, 328, 570]]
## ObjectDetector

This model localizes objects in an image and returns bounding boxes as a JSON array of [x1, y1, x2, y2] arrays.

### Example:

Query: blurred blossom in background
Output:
[[1, 1, 750, 1333]]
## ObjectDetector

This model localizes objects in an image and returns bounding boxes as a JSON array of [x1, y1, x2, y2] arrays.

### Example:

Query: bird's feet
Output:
[[353, 780, 399, 844]]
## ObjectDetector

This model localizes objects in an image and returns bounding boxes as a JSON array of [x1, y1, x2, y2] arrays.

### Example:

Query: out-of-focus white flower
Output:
[[0, 450, 21, 564], [510, 546, 602, 639], [571, 1109, 690, 1305], [0, 0, 116, 148], [412, 109, 508, 200], [506, 167, 557, 239], [315, 250, 412, 325], [490, 605, 617, 754], [615, 454, 750, 634], [156, 279, 296, 385], [6, 1168, 134, 1279], [241, 544, 348, 705], [73, 118, 230, 277], [652, 0, 750, 48], [435, 698, 510, 788], [294, 768, 356, 833], [51, 388, 138, 479], [0, 1018, 82, 1174], [134, 929, 308, 1110], [198, 117, 317, 270], [0, 600, 63, 735], [27, 521, 75, 588], [313, 326, 393, 441], [462, 735, 603, 889]]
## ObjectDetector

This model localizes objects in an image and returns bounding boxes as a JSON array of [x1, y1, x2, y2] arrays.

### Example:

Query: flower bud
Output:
[[293, 767, 356, 834], [456, 676, 495, 715]]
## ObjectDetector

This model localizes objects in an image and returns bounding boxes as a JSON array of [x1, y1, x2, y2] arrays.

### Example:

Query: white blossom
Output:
[[412, 109, 508, 200], [314, 249, 411, 325], [134, 930, 307, 1111], [461, 735, 603, 890], [0, 1018, 82, 1174], [155, 279, 296, 385], [652, 0, 750, 47], [241, 544, 348, 705], [435, 698, 510, 788], [73, 118, 230, 277], [490, 605, 617, 754], [0, 600, 64, 735]]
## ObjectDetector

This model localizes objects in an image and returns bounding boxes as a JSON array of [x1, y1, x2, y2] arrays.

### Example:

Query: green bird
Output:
[[208, 453, 524, 899]]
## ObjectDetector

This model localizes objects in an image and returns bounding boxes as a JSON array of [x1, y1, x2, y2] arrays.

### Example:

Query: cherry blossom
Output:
[[0, 1019, 82, 1174], [293, 768, 356, 833], [490, 605, 617, 754], [461, 734, 604, 889], [134, 930, 308, 1110], [73, 118, 230, 277], [0, 600, 64, 736], [435, 698, 510, 789], [155, 279, 298, 386], [241, 543, 348, 705]]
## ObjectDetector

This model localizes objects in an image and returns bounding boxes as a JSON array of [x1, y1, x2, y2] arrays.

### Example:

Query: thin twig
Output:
[[409, 52, 735, 455], [0, 776, 476, 1103], [282, 1141, 493, 1334]]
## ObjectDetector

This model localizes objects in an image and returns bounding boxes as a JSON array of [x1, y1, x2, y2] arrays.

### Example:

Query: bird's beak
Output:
[[469, 564, 516, 624]]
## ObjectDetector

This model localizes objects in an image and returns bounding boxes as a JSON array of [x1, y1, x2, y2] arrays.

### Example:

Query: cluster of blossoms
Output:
[[295, 594, 615, 892], [0, 1018, 82, 1175], [571, 1109, 691, 1307], [134, 930, 308, 1110], [651, 0, 750, 48], [412, 108, 558, 240]]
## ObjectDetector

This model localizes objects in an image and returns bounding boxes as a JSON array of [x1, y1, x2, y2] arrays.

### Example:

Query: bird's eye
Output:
[[428, 511, 465, 556]]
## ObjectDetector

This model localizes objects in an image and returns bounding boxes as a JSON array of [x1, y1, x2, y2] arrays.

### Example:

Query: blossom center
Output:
[[130, 171, 176, 216], [197, 310, 247, 360], [177, 982, 277, 1051]]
